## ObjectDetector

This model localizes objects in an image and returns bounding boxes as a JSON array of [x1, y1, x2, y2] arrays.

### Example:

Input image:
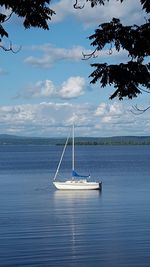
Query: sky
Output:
[[0, 0, 150, 137]]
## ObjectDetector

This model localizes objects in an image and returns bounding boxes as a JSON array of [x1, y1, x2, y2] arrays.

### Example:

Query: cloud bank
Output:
[[0, 102, 149, 137]]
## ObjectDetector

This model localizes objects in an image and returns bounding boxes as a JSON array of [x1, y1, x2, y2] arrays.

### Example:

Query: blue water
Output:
[[0, 145, 150, 267]]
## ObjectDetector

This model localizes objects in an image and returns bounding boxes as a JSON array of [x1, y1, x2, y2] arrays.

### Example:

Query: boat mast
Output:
[[72, 124, 75, 172]]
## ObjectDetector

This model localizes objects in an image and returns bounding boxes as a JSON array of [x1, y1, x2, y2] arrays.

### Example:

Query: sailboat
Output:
[[53, 125, 102, 190]]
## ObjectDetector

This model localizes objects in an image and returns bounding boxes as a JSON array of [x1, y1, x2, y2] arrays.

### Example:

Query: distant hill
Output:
[[0, 134, 150, 145], [0, 134, 60, 145], [0, 134, 27, 139]]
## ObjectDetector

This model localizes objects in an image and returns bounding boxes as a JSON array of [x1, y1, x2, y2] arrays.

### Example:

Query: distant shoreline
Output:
[[0, 135, 150, 145]]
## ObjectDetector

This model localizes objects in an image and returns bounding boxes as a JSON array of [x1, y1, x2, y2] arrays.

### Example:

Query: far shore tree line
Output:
[[0, 135, 150, 145]]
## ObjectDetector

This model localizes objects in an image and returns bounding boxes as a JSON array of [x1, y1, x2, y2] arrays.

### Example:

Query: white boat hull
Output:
[[53, 180, 102, 190]]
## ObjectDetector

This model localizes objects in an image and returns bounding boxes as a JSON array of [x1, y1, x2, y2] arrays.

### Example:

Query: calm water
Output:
[[0, 145, 150, 267]]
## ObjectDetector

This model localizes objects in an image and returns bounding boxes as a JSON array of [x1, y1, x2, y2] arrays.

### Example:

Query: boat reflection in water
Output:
[[54, 189, 102, 202], [53, 190, 102, 261]]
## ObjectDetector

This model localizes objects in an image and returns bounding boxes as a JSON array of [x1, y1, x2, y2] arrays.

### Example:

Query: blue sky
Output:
[[0, 0, 150, 137]]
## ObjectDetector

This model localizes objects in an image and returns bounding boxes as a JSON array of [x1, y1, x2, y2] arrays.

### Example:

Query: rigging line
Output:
[[53, 127, 71, 181]]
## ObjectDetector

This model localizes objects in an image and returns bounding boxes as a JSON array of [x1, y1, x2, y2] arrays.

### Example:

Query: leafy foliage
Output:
[[0, 0, 55, 42], [90, 61, 150, 100], [89, 18, 150, 60], [87, 0, 150, 99]]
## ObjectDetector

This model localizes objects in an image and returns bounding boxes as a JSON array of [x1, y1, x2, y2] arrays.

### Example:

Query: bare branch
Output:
[[131, 104, 150, 114], [73, 0, 85, 9], [4, 11, 13, 22], [82, 48, 98, 60], [0, 41, 22, 53], [138, 86, 150, 94], [108, 43, 113, 55]]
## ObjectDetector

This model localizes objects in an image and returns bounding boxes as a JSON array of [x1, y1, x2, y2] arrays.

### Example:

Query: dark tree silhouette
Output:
[[0, 0, 55, 51], [84, 0, 150, 100]]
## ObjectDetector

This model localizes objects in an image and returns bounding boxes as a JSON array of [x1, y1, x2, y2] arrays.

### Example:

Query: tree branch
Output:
[[82, 48, 98, 60], [108, 43, 113, 55], [131, 104, 150, 114], [138, 86, 150, 94], [0, 41, 22, 53], [4, 11, 13, 22], [73, 0, 85, 9]]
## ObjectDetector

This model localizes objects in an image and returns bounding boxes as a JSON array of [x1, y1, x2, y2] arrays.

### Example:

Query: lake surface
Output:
[[0, 145, 150, 267]]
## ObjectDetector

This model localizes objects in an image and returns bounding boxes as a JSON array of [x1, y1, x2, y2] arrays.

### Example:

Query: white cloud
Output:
[[24, 43, 128, 69], [24, 45, 88, 68], [51, 0, 147, 27], [95, 102, 129, 125], [95, 102, 124, 120], [95, 103, 108, 116], [17, 76, 86, 100], [59, 76, 85, 98], [20, 80, 56, 98], [94, 102, 140, 135], [0, 101, 150, 137], [24, 55, 52, 68], [0, 102, 91, 136]]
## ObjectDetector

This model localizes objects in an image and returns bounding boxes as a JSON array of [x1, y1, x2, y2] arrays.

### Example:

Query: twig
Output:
[[131, 104, 150, 114], [108, 43, 113, 55], [73, 0, 85, 9], [82, 48, 98, 60], [138, 86, 150, 94], [0, 41, 22, 53], [4, 11, 13, 22]]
